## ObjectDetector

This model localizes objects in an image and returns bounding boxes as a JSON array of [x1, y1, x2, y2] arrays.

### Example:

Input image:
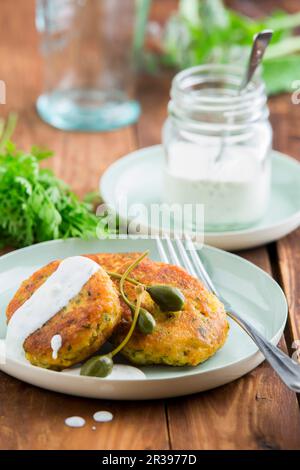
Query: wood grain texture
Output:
[[135, 0, 300, 447], [230, 0, 300, 356], [269, 80, 300, 346]]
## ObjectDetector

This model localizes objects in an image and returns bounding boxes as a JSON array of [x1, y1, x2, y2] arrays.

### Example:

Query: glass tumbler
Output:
[[36, 0, 141, 131]]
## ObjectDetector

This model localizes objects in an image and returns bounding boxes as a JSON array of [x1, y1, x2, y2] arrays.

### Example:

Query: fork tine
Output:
[[184, 234, 218, 295], [164, 235, 181, 266], [174, 235, 197, 277]]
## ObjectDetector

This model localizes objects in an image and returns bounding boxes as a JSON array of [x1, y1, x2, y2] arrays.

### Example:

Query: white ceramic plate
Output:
[[100, 145, 300, 251], [0, 238, 287, 400]]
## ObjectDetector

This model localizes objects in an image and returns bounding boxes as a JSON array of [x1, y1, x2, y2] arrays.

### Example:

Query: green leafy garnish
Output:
[[0, 116, 106, 248]]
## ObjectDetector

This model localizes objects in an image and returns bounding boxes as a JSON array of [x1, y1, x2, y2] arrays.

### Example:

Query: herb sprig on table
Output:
[[0, 116, 105, 249], [154, 0, 300, 95]]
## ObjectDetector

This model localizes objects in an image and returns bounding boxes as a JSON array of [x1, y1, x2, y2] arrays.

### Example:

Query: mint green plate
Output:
[[0, 238, 287, 400], [100, 145, 300, 251]]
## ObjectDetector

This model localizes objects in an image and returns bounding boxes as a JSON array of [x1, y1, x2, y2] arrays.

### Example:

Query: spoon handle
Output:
[[239, 29, 273, 92]]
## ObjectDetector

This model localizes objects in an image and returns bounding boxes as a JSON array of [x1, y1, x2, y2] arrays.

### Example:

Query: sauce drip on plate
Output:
[[65, 416, 86, 428]]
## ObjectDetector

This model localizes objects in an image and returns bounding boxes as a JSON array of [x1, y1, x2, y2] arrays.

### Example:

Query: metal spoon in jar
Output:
[[215, 29, 273, 162]]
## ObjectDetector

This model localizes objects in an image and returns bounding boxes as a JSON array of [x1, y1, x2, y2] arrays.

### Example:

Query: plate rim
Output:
[[0, 237, 288, 382], [99, 144, 300, 238]]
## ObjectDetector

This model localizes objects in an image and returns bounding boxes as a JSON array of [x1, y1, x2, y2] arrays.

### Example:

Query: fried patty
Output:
[[87, 253, 229, 367], [6, 259, 121, 370]]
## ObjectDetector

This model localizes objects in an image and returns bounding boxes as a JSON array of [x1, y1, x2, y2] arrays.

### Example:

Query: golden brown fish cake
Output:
[[87, 253, 229, 367], [6, 259, 121, 370]]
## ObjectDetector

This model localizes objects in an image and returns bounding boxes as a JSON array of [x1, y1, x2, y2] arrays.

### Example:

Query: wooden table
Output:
[[0, 0, 300, 450]]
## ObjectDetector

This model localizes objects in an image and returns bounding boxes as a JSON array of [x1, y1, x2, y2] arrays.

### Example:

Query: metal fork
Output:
[[155, 235, 300, 392]]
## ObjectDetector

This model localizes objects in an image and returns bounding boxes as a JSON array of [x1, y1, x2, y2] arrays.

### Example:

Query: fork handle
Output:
[[225, 306, 300, 392]]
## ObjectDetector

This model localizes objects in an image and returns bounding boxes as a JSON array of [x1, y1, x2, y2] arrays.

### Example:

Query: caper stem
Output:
[[110, 286, 145, 358], [107, 251, 149, 358]]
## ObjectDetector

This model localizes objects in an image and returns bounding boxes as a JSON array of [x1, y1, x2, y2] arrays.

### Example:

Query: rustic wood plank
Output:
[[0, 0, 169, 451], [228, 0, 300, 380], [0, 372, 169, 451]]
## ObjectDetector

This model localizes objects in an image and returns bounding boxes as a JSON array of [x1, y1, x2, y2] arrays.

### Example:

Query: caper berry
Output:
[[138, 308, 156, 334], [80, 355, 113, 378], [147, 285, 185, 312]]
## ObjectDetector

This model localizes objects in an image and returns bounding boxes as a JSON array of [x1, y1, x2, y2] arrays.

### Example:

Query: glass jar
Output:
[[162, 64, 272, 232], [36, 0, 140, 131]]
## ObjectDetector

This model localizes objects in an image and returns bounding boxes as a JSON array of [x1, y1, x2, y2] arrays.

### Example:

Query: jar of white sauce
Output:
[[162, 64, 272, 232]]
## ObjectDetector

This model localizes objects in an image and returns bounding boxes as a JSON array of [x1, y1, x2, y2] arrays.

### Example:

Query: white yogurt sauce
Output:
[[51, 334, 62, 360], [6, 256, 100, 361], [65, 416, 86, 428], [62, 364, 146, 380], [93, 411, 113, 423], [164, 142, 270, 230], [102, 364, 146, 380]]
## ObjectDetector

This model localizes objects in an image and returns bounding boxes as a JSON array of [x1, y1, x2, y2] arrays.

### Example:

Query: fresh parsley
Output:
[[0, 116, 106, 249]]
